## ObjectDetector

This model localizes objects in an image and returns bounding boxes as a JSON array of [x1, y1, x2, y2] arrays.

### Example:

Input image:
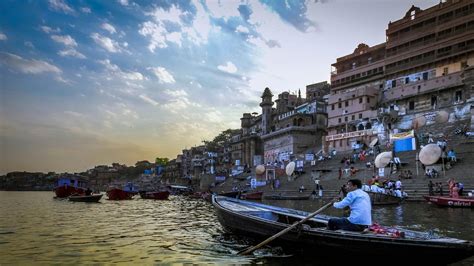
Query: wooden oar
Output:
[[237, 199, 336, 255]]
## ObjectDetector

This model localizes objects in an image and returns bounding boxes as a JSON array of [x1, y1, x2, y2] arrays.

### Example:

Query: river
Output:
[[0, 191, 472, 265]]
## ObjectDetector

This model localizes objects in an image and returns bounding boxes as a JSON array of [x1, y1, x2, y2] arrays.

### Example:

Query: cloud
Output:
[[235, 25, 249, 33], [80, 7, 91, 13], [265, 39, 281, 48], [40, 25, 61, 34], [0, 33, 7, 41], [51, 34, 77, 47], [139, 94, 159, 106], [259, 0, 316, 32], [148, 67, 175, 84], [58, 48, 86, 59], [217, 61, 237, 74], [139, 21, 171, 52], [117, 0, 128, 6], [48, 0, 75, 14], [238, 4, 253, 21], [164, 89, 187, 97], [101, 23, 116, 34], [98, 59, 144, 80], [91, 33, 124, 53], [0, 52, 61, 74], [24, 41, 35, 48]]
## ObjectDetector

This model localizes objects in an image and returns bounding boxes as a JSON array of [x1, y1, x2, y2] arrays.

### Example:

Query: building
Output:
[[326, 43, 385, 152], [382, 1, 474, 131]]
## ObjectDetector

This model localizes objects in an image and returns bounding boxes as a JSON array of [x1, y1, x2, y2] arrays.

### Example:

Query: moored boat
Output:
[[368, 191, 403, 205], [139, 190, 170, 200], [68, 194, 103, 202], [239, 191, 263, 200], [263, 193, 310, 200], [53, 177, 88, 198], [212, 196, 474, 264], [106, 182, 139, 200], [423, 195, 474, 208]]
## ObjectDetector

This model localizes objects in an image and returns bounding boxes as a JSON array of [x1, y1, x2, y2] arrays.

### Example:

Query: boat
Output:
[[368, 191, 403, 205], [168, 185, 193, 195], [240, 191, 263, 200], [139, 190, 170, 200], [106, 182, 139, 200], [423, 195, 474, 208], [53, 177, 88, 198], [212, 196, 474, 264], [68, 194, 103, 203]]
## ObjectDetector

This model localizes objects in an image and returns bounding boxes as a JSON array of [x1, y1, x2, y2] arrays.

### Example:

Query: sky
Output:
[[0, 0, 439, 174]]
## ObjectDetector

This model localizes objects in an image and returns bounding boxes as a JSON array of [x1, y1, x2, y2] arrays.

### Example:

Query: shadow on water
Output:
[[0, 192, 472, 265]]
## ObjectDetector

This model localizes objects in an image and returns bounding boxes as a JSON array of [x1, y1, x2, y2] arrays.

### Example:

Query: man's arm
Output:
[[333, 192, 354, 209]]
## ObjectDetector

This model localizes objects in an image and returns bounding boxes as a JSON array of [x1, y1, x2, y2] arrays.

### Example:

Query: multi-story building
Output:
[[326, 43, 385, 152], [382, 1, 474, 131]]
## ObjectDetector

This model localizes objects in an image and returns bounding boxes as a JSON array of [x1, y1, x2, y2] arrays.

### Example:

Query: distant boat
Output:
[[212, 196, 474, 264], [263, 193, 310, 200], [168, 185, 193, 195], [423, 195, 474, 208], [106, 182, 139, 200], [53, 177, 88, 198], [240, 191, 263, 200], [139, 190, 170, 200], [69, 194, 103, 203], [368, 191, 403, 205]]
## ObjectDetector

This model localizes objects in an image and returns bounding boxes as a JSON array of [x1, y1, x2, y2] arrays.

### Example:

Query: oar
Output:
[[237, 199, 336, 255]]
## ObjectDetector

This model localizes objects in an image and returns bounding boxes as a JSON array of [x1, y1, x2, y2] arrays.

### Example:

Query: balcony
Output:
[[382, 71, 463, 102], [325, 129, 374, 142]]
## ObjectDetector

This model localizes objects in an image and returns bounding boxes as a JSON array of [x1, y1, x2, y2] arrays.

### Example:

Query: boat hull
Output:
[[68, 194, 103, 202], [213, 196, 474, 264], [54, 186, 85, 198], [423, 195, 474, 208], [107, 188, 134, 200], [369, 191, 402, 205]]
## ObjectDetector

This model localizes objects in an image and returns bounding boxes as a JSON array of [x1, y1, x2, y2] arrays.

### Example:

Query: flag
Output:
[[394, 137, 416, 152]]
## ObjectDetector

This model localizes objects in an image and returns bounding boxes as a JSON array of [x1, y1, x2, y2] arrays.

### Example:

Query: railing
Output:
[[325, 129, 373, 141]]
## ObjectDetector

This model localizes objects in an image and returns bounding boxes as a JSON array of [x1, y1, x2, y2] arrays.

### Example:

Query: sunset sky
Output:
[[0, 0, 438, 174]]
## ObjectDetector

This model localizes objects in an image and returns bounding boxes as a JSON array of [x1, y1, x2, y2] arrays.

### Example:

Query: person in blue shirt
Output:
[[328, 179, 372, 231]]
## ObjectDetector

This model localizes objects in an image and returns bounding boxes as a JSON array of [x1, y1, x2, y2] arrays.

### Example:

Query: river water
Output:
[[0, 191, 472, 265]]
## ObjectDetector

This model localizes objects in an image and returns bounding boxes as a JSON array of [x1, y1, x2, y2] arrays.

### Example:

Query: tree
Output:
[[155, 157, 169, 166], [203, 129, 239, 152]]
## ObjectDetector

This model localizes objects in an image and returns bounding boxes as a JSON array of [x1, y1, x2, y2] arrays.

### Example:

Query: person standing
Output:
[[428, 181, 434, 196], [327, 179, 372, 232]]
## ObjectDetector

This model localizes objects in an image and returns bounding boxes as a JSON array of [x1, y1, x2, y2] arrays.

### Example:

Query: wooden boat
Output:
[[263, 193, 310, 200], [368, 191, 403, 205], [53, 177, 88, 198], [240, 191, 263, 200], [212, 196, 474, 264], [423, 195, 474, 208], [168, 185, 193, 195], [139, 190, 170, 200], [68, 194, 103, 202], [106, 182, 139, 200]]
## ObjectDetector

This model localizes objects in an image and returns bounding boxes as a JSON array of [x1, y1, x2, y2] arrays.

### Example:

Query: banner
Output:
[[394, 137, 416, 152], [390, 130, 414, 141]]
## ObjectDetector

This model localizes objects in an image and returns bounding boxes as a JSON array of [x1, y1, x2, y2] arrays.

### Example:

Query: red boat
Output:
[[53, 177, 88, 198], [240, 191, 263, 200], [423, 195, 474, 208], [139, 190, 170, 200], [106, 188, 134, 200]]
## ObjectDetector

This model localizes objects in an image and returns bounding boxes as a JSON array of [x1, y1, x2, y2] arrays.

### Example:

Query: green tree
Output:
[[155, 157, 169, 166]]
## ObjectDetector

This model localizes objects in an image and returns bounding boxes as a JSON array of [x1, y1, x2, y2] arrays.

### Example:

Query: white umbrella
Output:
[[435, 110, 449, 123], [285, 161, 295, 176], [255, 165, 265, 175], [375, 151, 392, 168], [419, 144, 442, 165]]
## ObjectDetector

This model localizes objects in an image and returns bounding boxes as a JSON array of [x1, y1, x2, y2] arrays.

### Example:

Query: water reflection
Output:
[[0, 192, 472, 265]]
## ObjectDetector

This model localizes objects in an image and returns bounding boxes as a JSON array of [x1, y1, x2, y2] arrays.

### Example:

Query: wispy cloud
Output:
[[101, 23, 116, 34], [0, 32, 7, 41], [58, 48, 86, 59], [117, 0, 128, 6], [217, 61, 237, 74], [80, 7, 91, 13], [51, 34, 77, 47], [24, 41, 35, 48], [148, 67, 175, 84], [139, 94, 159, 106], [48, 0, 75, 15], [98, 59, 144, 80], [40, 25, 61, 34], [0, 52, 61, 74], [91, 33, 124, 53]]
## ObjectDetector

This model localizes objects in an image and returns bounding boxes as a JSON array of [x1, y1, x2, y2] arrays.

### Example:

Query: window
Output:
[[352, 62, 356, 69], [405, 77, 410, 84], [443, 67, 448, 75], [423, 72, 428, 80], [345, 117, 348, 122], [338, 118, 341, 123], [409, 101, 415, 110], [331, 104, 335, 110], [431, 95, 437, 109], [391, 80, 397, 87], [368, 57, 372, 64], [338, 102, 342, 108], [359, 113, 362, 119], [367, 97, 370, 103], [461, 61, 468, 69], [345, 101, 349, 107], [359, 98, 363, 103], [455, 90, 462, 102]]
